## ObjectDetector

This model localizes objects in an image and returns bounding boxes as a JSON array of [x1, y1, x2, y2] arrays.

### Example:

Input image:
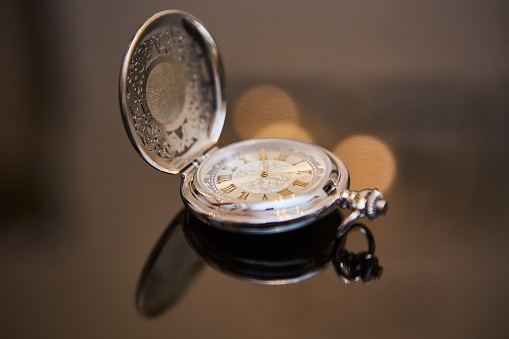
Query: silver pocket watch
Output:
[[119, 10, 388, 235]]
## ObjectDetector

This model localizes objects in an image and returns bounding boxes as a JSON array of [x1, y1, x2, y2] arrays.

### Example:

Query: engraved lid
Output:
[[120, 10, 226, 174]]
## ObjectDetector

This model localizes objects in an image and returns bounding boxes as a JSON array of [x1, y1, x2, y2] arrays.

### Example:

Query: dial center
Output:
[[232, 160, 295, 193]]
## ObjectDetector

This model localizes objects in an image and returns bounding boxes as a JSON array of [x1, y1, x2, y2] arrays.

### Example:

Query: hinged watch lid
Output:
[[120, 10, 226, 174]]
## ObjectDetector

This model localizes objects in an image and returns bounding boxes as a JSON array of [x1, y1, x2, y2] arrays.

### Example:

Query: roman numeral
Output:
[[297, 170, 313, 175], [238, 156, 247, 164], [277, 188, 293, 196], [262, 194, 268, 200], [276, 153, 290, 161], [216, 175, 232, 184], [236, 191, 250, 200], [220, 184, 237, 194], [292, 179, 309, 187], [222, 165, 237, 172]]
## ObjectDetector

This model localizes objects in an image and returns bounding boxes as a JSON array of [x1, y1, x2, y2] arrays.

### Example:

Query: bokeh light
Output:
[[233, 85, 300, 140], [252, 121, 314, 143], [333, 135, 397, 193]]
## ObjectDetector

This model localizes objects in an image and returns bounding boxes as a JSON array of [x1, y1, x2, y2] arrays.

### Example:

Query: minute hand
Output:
[[270, 170, 312, 175]]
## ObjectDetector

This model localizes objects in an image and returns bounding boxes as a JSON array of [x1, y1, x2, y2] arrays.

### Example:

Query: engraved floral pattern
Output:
[[126, 26, 212, 160]]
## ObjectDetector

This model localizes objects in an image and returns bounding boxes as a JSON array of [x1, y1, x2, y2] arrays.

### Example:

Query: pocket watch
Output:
[[119, 10, 388, 234]]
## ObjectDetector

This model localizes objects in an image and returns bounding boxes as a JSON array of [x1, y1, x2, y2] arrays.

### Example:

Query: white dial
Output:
[[196, 139, 330, 203]]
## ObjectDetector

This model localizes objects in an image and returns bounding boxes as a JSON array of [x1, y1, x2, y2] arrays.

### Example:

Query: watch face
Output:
[[182, 137, 348, 232], [196, 138, 331, 207]]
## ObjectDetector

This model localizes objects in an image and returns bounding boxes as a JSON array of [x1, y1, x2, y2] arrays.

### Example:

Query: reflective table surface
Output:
[[1, 1, 508, 338]]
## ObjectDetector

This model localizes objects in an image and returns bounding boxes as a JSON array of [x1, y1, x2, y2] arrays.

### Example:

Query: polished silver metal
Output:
[[336, 189, 388, 237], [119, 10, 226, 174]]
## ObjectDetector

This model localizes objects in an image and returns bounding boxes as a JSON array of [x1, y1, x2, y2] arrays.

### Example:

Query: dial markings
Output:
[[220, 183, 237, 194], [237, 191, 250, 200], [276, 153, 290, 161], [292, 179, 309, 187], [223, 165, 237, 172], [216, 174, 232, 184], [277, 188, 294, 197], [198, 140, 329, 203]]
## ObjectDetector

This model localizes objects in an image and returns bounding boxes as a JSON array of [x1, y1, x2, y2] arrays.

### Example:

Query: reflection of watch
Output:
[[183, 207, 341, 284], [136, 210, 203, 317], [136, 209, 383, 317], [119, 10, 388, 234]]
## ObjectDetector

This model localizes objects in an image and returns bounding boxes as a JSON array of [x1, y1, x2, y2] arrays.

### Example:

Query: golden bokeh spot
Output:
[[233, 85, 300, 140], [333, 135, 397, 193], [253, 122, 314, 143]]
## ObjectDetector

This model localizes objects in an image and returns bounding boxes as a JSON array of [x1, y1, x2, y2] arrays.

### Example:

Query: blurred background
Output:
[[1, 0, 508, 338]]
